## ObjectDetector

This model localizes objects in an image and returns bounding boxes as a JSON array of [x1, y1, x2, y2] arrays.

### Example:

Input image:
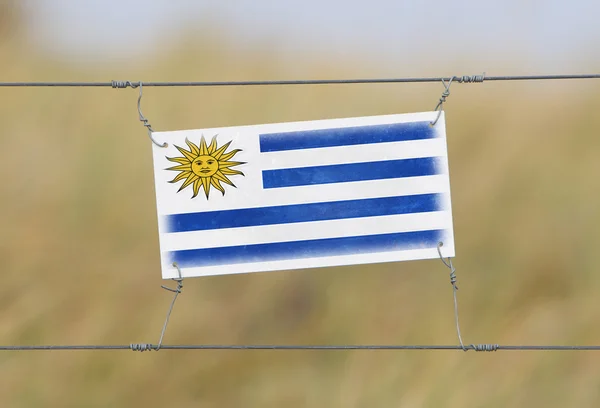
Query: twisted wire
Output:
[[430, 77, 453, 126], [112, 80, 139, 89], [437, 242, 467, 350], [455, 73, 486, 83], [135, 82, 167, 148], [436, 243, 501, 353], [130, 343, 154, 352], [0, 344, 598, 351], [156, 263, 184, 350], [1, 73, 599, 87]]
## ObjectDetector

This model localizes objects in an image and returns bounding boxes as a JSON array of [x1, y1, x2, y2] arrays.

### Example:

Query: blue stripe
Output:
[[164, 193, 445, 233], [262, 157, 441, 189], [168, 229, 445, 268], [259, 121, 434, 152]]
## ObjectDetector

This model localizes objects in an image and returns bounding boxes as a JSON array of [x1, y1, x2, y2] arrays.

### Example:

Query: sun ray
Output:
[[185, 138, 200, 155], [213, 171, 235, 186], [219, 161, 245, 169], [166, 156, 192, 165], [210, 178, 225, 195], [199, 136, 209, 155], [201, 177, 210, 198], [212, 141, 232, 159], [166, 135, 244, 199], [192, 178, 202, 198], [175, 145, 196, 162], [169, 171, 192, 184], [220, 168, 244, 176], [208, 135, 218, 154], [220, 149, 242, 161], [178, 173, 199, 192], [166, 164, 192, 172]]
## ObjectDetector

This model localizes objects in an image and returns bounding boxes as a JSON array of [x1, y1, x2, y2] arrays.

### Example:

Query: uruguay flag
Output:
[[151, 112, 455, 279]]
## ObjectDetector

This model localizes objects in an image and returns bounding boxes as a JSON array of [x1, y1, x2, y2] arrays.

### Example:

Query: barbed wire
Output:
[[0, 73, 598, 88]]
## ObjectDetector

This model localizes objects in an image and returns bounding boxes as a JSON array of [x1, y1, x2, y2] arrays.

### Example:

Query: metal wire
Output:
[[0, 255, 597, 353], [436, 242, 467, 351], [1, 71, 598, 353], [430, 77, 453, 126], [156, 263, 184, 351], [1, 344, 600, 351], [0, 74, 599, 87], [135, 82, 167, 148]]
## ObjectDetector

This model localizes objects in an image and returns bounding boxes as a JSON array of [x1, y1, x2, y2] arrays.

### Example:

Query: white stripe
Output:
[[160, 211, 452, 252], [161, 239, 456, 279], [159, 174, 451, 217], [155, 111, 441, 143], [260, 138, 446, 170]]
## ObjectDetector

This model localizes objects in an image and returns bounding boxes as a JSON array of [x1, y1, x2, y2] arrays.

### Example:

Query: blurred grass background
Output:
[[2, 2, 600, 407]]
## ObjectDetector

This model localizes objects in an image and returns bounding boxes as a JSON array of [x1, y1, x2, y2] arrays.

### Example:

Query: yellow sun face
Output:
[[191, 155, 219, 177], [166, 135, 245, 199]]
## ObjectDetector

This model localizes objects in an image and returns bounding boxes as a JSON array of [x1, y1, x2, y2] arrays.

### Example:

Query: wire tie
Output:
[[135, 82, 168, 148], [155, 263, 184, 351], [430, 77, 453, 126], [470, 344, 499, 352], [455, 73, 486, 83], [111, 80, 138, 89], [130, 264, 184, 352], [437, 241, 467, 351], [130, 343, 155, 352]]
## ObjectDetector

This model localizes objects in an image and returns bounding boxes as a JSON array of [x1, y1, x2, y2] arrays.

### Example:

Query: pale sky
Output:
[[22, 0, 600, 73]]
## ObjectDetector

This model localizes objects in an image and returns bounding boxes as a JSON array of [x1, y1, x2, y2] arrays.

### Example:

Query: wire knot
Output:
[[436, 87, 450, 110], [437, 242, 458, 290], [134, 82, 167, 147], [130, 343, 155, 352], [160, 278, 183, 294], [139, 114, 154, 133], [448, 268, 458, 289], [113, 80, 166, 146], [430, 78, 454, 126], [437, 241, 467, 351], [455, 73, 485, 83], [153, 263, 185, 351], [470, 344, 499, 352], [112, 80, 139, 89]]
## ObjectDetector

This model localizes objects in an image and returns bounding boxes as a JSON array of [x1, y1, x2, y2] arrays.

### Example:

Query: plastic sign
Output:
[[151, 111, 455, 279]]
